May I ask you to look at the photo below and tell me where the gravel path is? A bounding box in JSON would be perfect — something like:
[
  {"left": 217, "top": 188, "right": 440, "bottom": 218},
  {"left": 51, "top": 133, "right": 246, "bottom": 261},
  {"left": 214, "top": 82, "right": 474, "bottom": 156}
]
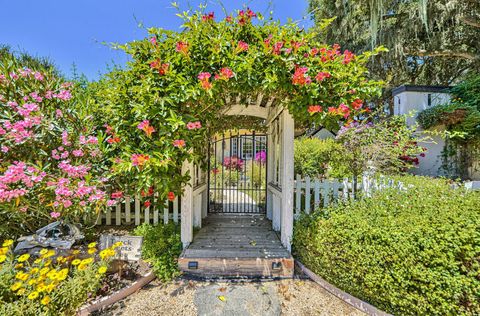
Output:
[{"left": 99, "top": 278, "right": 364, "bottom": 316}]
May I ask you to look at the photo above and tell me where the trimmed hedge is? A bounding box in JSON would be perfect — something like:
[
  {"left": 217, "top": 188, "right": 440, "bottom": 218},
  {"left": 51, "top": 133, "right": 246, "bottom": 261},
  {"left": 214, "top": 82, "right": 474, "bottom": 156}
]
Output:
[{"left": 293, "top": 176, "right": 480, "bottom": 315}]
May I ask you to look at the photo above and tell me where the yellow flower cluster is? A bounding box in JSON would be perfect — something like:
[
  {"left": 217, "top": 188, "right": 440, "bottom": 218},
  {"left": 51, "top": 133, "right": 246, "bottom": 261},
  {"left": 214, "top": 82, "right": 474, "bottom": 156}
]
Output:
[{"left": 1, "top": 238, "right": 119, "bottom": 308}]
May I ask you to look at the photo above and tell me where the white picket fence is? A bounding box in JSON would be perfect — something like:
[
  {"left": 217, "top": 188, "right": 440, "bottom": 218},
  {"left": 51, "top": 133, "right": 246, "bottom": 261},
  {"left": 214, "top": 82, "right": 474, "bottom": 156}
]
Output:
[
  {"left": 97, "top": 194, "right": 180, "bottom": 226},
  {"left": 98, "top": 174, "right": 404, "bottom": 226},
  {"left": 294, "top": 174, "right": 405, "bottom": 217}
]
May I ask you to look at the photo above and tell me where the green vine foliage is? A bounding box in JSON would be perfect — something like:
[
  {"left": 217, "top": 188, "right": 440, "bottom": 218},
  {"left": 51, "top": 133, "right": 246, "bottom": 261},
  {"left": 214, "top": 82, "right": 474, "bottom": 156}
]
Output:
[
  {"left": 92, "top": 8, "right": 385, "bottom": 199},
  {"left": 418, "top": 74, "right": 480, "bottom": 140}
]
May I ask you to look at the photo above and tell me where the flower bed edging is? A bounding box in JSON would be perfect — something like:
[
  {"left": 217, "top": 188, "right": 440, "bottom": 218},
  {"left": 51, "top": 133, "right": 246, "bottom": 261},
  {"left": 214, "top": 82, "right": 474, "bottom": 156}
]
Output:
[
  {"left": 295, "top": 260, "right": 392, "bottom": 316},
  {"left": 77, "top": 271, "right": 156, "bottom": 316}
]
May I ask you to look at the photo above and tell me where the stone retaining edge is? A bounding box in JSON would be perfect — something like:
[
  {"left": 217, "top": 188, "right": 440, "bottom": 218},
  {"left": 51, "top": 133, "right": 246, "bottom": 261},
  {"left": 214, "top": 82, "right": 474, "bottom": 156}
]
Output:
[{"left": 295, "top": 260, "right": 392, "bottom": 316}]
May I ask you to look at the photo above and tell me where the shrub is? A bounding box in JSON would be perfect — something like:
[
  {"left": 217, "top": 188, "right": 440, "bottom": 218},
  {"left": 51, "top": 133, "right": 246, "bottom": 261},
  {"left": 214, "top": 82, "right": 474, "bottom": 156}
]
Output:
[
  {"left": 293, "top": 175, "right": 480, "bottom": 315},
  {"left": 0, "top": 48, "right": 111, "bottom": 239},
  {"left": 294, "top": 137, "right": 349, "bottom": 178},
  {"left": 133, "top": 223, "right": 182, "bottom": 282},
  {"left": 0, "top": 240, "right": 119, "bottom": 316}
]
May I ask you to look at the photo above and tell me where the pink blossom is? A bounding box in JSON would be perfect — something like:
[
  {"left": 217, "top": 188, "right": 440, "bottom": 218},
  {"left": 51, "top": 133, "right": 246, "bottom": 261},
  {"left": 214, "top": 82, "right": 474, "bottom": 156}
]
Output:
[
  {"left": 44, "top": 91, "right": 54, "bottom": 99},
  {"left": 149, "top": 37, "right": 157, "bottom": 45},
  {"left": 111, "top": 191, "right": 123, "bottom": 199},
  {"left": 186, "top": 121, "right": 202, "bottom": 130},
  {"left": 131, "top": 154, "right": 150, "bottom": 166},
  {"left": 1, "top": 146, "right": 9, "bottom": 153},
  {"left": 56, "top": 109, "right": 63, "bottom": 118},
  {"left": 107, "top": 200, "right": 117, "bottom": 206},
  {"left": 55, "top": 90, "right": 72, "bottom": 101},
  {"left": 29, "top": 92, "right": 42, "bottom": 102},
  {"left": 237, "top": 41, "right": 249, "bottom": 52},
  {"left": 9, "top": 72, "right": 19, "bottom": 80},
  {"left": 173, "top": 139, "right": 186, "bottom": 148},
  {"left": 62, "top": 131, "right": 71, "bottom": 146},
  {"left": 72, "top": 149, "right": 84, "bottom": 157},
  {"left": 50, "top": 211, "right": 61, "bottom": 218},
  {"left": 7, "top": 101, "right": 18, "bottom": 108},
  {"left": 63, "top": 200, "right": 72, "bottom": 208},
  {"left": 197, "top": 72, "right": 211, "bottom": 81},
  {"left": 34, "top": 72, "right": 44, "bottom": 81},
  {"left": 214, "top": 68, "right": 234, "bottom": 81}
]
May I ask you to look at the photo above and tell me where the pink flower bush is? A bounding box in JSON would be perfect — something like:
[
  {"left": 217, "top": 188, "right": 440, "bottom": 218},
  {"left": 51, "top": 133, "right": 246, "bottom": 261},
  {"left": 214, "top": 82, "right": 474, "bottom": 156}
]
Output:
[{"left": 0, "top": 58, "right": 110, "bottom": 229}]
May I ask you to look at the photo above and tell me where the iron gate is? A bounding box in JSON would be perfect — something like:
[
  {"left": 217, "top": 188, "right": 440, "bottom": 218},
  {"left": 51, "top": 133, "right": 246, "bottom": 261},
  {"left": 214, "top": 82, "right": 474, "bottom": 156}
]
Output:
[{"left": 208, "top": 132, "right": 267, "bottom": 214}]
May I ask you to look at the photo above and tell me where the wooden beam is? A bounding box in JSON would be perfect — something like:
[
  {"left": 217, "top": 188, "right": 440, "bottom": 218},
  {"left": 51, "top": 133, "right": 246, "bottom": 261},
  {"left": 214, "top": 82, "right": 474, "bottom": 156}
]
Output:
[
  {"left": 222, "top": 104, "right": 269, "bottom": 119},
  {"left": 256, "top": 93, "right": 264, "bottom": 107}
]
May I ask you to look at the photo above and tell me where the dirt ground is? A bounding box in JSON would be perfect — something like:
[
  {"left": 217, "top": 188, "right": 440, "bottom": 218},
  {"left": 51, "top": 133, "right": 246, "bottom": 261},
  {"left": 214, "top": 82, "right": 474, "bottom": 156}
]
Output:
[{"left": 98, "top": 277, "right": 364, "bottom": 316}]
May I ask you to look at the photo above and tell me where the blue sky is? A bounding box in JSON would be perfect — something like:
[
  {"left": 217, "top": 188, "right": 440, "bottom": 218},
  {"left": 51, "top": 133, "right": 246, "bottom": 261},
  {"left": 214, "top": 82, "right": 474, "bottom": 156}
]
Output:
[{"left": 0, "top": 1, "right": 312, "bottom": 81}]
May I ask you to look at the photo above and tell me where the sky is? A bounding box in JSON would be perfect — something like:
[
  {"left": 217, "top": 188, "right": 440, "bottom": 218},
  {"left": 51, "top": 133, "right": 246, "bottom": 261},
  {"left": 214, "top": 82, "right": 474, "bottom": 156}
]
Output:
[{"left": 0, "top": 1, "right": 313, "bottom": 81}]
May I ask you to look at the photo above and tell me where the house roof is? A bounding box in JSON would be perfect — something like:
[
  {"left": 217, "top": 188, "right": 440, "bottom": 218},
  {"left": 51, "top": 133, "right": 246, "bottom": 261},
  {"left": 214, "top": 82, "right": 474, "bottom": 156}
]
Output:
[{"left": 392, "top": 85, "right": 452, "bottom": 96}]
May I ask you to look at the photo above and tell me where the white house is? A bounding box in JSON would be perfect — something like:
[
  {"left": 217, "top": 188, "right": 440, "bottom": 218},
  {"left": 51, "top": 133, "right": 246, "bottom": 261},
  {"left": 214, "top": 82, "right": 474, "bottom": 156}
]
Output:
[{"left": 392, "top": 85, "right": 479, "bottom": 180}]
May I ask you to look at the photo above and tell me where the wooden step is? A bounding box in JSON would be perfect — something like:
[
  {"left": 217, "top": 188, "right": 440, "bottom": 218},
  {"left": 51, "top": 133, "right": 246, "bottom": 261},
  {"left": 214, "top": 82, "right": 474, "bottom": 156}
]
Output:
[{"left": 178, "top": 256, "right": 294, "bottom": 278}]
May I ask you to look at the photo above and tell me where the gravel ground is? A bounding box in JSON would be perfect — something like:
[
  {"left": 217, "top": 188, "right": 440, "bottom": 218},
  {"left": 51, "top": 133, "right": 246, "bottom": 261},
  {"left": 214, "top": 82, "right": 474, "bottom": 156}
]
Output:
[{"left": 98, "top": 278, "right": 364, "bottom": 316}]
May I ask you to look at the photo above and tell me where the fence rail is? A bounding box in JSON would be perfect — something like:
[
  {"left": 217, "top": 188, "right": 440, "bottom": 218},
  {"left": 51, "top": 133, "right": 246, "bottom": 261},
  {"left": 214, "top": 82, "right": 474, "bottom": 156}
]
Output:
[{"left": 294, "top": 174, "right": 404, "bottom": 217}]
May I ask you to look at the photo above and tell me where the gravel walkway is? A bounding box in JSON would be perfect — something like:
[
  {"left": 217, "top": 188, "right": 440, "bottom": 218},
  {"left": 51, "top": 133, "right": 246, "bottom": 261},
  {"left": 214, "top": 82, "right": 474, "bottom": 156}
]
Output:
[{"left": 99, "top": 278, "right": 364, "bottom": 316}]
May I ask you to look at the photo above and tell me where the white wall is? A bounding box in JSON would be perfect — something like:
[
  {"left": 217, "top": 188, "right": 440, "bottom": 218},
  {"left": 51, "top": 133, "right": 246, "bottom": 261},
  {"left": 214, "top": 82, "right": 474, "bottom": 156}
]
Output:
[
  {"left": 394, "top": 91, "right": 451, "bottom": 126},
  {"left": 393, "top": 90, "right": 451, "bottom": 177}
]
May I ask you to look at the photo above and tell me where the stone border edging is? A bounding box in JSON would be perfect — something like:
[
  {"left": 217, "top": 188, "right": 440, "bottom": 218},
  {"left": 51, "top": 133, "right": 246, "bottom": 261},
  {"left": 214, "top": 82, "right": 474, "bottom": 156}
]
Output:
[
  {"left": 295, "top": 260, "right": 392, "bottom": 316},
  {"left": 77, "top": 271, "right": 156, "bottom": 316}
]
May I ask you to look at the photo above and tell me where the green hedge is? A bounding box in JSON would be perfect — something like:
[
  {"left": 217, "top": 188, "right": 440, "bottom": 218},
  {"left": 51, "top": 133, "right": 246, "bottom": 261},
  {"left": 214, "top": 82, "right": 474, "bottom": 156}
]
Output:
[
  {"left": 133, "top": 222, "right": 182, "bottom": 281},
  {"left": 293, "top": 176, "right": 480, "bottom": 315},
  {"left": 294, "top": 137, "right": 349, "bottom": 178}
]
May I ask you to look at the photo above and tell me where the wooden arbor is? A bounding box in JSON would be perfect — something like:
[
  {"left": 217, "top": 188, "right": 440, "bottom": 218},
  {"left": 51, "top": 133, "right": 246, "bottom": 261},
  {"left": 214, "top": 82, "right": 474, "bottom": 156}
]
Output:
[{"left": 180, "top": 93, "right": 295, "bottom": 252}]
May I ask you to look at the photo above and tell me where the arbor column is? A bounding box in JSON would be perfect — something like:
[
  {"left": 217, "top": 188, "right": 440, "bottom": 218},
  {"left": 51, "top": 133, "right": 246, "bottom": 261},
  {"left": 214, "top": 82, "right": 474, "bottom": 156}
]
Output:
[
  {"left": 266, "top": 123, "right": 274, "bottom": 220},
  {"left": 181, "top": 160, "right": 194, "bottom": 248},
  {"left": 280, "top": 110, "right": 294, "bottom": 251}
]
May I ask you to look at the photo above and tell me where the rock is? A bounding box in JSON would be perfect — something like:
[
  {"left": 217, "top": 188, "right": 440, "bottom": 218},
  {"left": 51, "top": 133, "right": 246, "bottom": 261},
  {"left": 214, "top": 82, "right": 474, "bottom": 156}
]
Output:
[{"left": 14, "top": 221, "right": 84, "bottom": 254}]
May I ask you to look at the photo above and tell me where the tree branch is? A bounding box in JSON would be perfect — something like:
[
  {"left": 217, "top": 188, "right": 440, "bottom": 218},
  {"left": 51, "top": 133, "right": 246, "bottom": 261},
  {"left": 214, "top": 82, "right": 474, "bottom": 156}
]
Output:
[
  {"left": 460, "top": 16, "right": 480, "bottom": 28},
  {"left": 406, "top": 49, "right": 479, "bottom": 61}
]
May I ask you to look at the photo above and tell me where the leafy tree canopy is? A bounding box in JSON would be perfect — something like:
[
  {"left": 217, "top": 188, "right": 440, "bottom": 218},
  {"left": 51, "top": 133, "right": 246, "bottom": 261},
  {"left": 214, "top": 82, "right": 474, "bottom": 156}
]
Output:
[{"left": 308, "top": 0, "right": 480, "bottom": 108}]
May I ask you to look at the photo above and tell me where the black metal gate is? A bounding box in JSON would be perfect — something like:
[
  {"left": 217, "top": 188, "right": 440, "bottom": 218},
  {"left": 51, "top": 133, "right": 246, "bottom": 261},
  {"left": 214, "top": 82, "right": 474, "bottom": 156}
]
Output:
[{"left": 208, "top": 132, "right": 267, "bottom": 214}]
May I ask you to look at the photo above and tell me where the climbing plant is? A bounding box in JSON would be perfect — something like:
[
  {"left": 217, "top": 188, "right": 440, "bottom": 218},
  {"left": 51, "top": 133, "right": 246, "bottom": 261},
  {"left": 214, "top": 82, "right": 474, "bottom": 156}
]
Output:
[{"left": 92, "top": 7, "right": 385, "bottom": 203}]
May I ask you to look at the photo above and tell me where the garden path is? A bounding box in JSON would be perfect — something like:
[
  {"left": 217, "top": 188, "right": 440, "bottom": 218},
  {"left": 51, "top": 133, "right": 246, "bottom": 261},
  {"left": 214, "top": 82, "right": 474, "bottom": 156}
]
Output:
[{"left": 98, "top": 278, "right": 364, "bottom": 316}]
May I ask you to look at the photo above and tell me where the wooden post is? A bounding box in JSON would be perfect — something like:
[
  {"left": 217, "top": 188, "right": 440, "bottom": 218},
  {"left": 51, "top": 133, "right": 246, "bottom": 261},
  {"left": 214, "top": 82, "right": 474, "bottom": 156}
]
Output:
[
  {"left": 266, "top": 123, "right": 275, "bottom": 220},
  {"left": 193, "top": 192, "right": 202, "bottom": 228},
  {"left": 181, "top": 160, "right": 194, "bottom": 248},
  {"left": 201, "top": 188, "right": 208, "bottom": 219},
  {"left": 280, "top": 110, "right": 294, "bottom": 251}
]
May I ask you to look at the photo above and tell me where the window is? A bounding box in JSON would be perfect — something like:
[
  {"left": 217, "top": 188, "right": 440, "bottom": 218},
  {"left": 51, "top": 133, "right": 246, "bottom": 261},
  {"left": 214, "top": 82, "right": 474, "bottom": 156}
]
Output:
[{"left": 427, "top": 94, "right": 432, "bottom": 107}]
